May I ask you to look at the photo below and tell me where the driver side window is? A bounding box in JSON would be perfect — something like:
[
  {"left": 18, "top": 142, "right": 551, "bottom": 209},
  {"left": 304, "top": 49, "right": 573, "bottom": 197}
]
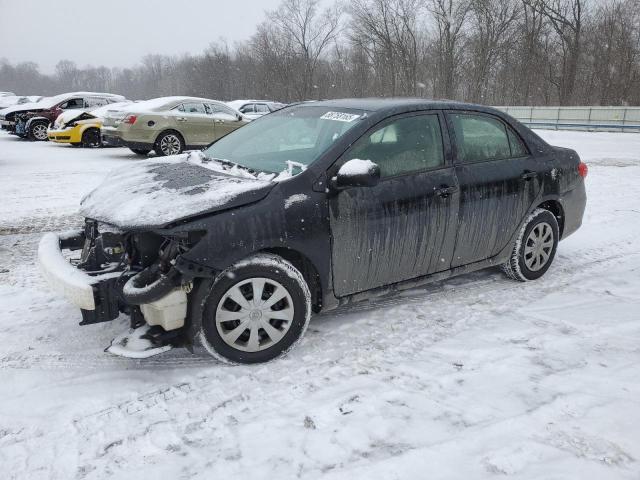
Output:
[
  {"left": 59, "top": 98, "right": 84, "bottom": 110},
  {"left": 344, "top": 114, "right": 445, "bottom": 178}
]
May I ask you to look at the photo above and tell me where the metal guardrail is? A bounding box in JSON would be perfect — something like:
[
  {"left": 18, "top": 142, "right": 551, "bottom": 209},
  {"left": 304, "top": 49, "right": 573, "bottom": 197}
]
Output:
[{"left": 495, "top": 106, "right": 640, "bottom": 132}]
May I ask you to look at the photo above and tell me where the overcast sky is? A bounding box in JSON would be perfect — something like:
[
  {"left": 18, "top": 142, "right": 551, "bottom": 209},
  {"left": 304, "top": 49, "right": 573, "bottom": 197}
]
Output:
[{"left": 0, "top": 0, "right": 283, "bottom": 73}]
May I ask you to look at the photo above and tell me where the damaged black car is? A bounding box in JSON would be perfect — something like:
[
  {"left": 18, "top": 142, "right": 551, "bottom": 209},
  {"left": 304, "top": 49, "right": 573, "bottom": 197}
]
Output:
[{"left": 38, "top": 99, "right": 587, "bottom": 364}]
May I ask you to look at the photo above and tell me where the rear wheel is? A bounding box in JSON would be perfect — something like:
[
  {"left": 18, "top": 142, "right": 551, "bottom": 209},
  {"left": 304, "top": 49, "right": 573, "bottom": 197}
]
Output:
[
  {"left": 199, "top": 254, "right": 312, "bottom": 364},
  {"left": 129, "top": 148, "right": 151, "bottom": 156},
  {"left": 28, "top": 120, "right": 49, "bottom": 141},
  {"left": 81, "top": 128, "right": 101, "bottom": 148},
  {"left": 154, "top": 131, "right": 184, "bottom": 156},
  {"left": 502, "top": 208, "right": 559, "bottom": 281}
]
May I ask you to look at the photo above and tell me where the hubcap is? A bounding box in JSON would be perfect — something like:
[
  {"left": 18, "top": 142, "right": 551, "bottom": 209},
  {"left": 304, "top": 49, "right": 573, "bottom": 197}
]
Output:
[
  {"left": 216, "top": 277, "right": 294, "bottom": 352},
  {"left": 524, "top": 221, "right": 554, "bottom": 271},
  {"left": 33, "top": 124, "right": 47, "bottom": 140},
  {"left": 160, "top": 134, "right": 181, "bottom": 155}
]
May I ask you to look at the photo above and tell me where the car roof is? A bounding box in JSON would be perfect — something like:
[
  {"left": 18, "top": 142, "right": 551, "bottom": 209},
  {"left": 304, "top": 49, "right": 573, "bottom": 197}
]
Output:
[{"left": 307, "top": 98, "right": 501, "bottom": 114}]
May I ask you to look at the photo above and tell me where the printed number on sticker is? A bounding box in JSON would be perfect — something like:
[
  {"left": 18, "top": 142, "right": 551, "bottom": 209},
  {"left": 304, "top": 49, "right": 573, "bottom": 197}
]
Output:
[{"left": 320, "top": 112, "right": 361, "bottom": 122}]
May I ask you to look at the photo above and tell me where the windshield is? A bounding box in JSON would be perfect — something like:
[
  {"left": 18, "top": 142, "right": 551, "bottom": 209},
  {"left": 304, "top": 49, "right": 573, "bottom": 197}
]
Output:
[{"left": 202, "top": 105, "right": 368, "bottom": 178}]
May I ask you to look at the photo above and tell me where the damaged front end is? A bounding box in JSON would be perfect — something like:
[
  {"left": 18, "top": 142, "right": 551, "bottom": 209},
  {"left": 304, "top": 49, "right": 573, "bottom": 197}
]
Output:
[{"left": 38, "top": 219, "right": 201, "bottom": 357}]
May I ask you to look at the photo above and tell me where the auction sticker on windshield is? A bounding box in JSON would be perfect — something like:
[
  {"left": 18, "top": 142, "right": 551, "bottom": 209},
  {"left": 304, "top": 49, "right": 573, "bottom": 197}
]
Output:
[{"left": 320, "top": 112, "right": 361, "bottom": 122}]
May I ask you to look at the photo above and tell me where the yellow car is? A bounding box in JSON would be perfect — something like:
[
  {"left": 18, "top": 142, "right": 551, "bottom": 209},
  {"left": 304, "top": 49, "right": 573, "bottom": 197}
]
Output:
[{"left": 48, "top": 101, "right": 131, "bottom": 147}]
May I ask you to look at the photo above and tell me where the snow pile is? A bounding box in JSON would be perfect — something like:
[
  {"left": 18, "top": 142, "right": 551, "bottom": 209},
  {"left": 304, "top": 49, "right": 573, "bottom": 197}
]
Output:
[{"left": 1, "top": 129, "right": 640, "bottom": 479}]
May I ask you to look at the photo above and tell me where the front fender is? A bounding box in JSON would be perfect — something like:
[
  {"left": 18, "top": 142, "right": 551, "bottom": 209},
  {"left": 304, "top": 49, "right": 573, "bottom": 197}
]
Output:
[{"left": 25, "top": 116, "right": 50, "bottom": 131}]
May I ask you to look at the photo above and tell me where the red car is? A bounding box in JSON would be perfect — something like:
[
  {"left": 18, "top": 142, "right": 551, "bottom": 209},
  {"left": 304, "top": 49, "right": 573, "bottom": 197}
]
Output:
[{"left": 0, "top": 92, "right": 125, "bottom": 140}]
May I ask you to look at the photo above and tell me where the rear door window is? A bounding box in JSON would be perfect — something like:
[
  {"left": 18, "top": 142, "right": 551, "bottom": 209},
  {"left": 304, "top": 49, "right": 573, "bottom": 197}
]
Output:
[
  {"left": 85, "top": 97, "right": 109, "bottom": 108},
  {"left": 182, "top": 103, "right": 207, "bottom": 115},
  {"left": 450, "top": 113, "right": 513, "bottom": 162}
]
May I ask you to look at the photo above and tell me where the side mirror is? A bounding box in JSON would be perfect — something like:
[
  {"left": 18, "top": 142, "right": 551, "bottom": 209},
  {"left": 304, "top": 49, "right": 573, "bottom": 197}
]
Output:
[{"left": 332, "top": 159, "right": 381, "bottom": 190}]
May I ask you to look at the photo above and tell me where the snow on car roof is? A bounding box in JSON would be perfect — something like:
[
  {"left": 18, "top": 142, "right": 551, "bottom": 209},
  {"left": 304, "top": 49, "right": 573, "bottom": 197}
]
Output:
[
  {"left": 120, "top": 96, "right": 228, "bottom": 113},
  {"left": 0, "top": 92, "right": 125, "bottom": 116}
]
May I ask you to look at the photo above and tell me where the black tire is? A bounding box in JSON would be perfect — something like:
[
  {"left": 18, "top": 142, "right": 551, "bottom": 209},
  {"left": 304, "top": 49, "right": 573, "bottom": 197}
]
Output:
[
  {"left": 28, "top": 120, "right": 49, "bottom": 141},
  {"left": 154, "top": 131, "right": 185, "bottom": 156},
  {"left": 130, "top": 148, "right": 151, "bottom": 156},
  {"left": 198, "top": 254, "right": 312, "bottom": 364},
  {"left": 81, "top": 128, "right": 101, "bottom": 148},
  {"left": 502, "top": 208, "right": 559, "bottom": 281}
]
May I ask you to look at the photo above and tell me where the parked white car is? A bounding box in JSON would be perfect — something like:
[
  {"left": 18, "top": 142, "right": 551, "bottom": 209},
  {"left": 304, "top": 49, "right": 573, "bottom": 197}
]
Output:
[{"left": 226, "top": 100, "right": 286, "bottom": 120}]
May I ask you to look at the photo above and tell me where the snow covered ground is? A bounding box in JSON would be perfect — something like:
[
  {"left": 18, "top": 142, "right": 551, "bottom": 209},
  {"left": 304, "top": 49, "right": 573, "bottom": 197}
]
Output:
[{"left": 0, "top": 130, "right": 639, "bottom": 479}]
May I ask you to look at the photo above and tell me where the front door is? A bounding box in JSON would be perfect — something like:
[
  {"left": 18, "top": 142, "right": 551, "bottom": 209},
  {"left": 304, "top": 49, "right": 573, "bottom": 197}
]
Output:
[
  {"left": 329, "top": 112, "right": 459, "bottom": 297},
  {"left": 176, "top": 102, "right": 213, "bottom": 145},
  {"left": 207, "top": 103, "right": 245, "bottom": 141},
  {"left": 446, "top": 111, "right": 542, "bottom": 267}
]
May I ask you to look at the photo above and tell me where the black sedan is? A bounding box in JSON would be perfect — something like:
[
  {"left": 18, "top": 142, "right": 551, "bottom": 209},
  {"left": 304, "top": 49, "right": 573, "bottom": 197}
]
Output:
[{"left": 38, "top": 98, "right": 587, "bottom": 364}]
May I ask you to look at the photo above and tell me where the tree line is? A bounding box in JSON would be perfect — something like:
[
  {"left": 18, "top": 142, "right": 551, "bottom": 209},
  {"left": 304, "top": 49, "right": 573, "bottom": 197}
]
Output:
[{"left": 1, "top": 0, "right": 639, "bottom": 106}]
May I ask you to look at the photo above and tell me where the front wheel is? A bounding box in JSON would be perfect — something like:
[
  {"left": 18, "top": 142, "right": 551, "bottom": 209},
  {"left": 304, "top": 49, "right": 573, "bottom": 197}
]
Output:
[
  {"left": 199, "top": 254, "right": 312, "bottom": 364},
  {"left": 28, "top": 120, "right": 49, "bottom": 141},
  {"left": 502, "top": 208, "right": 559, "bottom": 281},
  {"left": 154, "top": 131, "right": 184, "bottom": 156},
  {"left": 81, "top": 128, "right": 101, "bottom": 148}
]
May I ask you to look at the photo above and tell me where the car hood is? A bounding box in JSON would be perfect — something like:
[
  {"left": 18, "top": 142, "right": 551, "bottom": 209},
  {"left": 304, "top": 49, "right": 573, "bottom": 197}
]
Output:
[
  {"left": 0, "top": 101, "right": 46, "bottom": 117},
  {"left": 80, "top": 153, "right": 276, "bottom": 229}
]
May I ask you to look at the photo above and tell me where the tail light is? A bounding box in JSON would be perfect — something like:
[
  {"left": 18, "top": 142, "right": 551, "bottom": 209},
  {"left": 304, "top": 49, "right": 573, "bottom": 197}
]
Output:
[
  {"left": 123, "top": 114, "right": 137, "bottom": 125},
  {"left": 578, "top": 162, "right": 588, "bottom": 178}
]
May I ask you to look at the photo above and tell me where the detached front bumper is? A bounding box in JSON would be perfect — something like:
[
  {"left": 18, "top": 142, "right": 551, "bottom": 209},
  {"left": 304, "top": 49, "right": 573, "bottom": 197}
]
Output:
[{"left": 38, "top": 231, "right": 124, "bottom": 324}]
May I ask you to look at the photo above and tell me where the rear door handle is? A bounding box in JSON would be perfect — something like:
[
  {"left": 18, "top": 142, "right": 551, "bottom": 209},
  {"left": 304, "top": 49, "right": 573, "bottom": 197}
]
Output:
[
  {"left": 436, "top": 185, "right": 458, "bottom": 198},
  {"left": 521, "top": 171, "right": 537, "bottom": 180},
  {"left": 176, "top": 117, "right": 187, "bottom": 122}
]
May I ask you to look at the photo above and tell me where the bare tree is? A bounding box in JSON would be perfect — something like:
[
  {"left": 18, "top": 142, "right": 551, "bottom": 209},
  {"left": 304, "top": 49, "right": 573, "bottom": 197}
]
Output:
[
  {"left": 523, "top": 0, "right": 586, "bottom": 105},
  {"left": 267, "top": 0, "right": 342, "bottom": 99},
  {"left": 466, "top": 0, "right": 520, "bottom": 103},
  {"left": 428, "top": 0, "right": 472, "bottom": 99}
]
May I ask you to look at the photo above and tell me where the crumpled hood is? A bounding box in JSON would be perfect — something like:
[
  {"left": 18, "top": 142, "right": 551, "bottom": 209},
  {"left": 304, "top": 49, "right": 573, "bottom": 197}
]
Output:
[
  {"left": 80, "top": 154, "right": 275, "bottom": 229},
  {"left": 0, "top": 100, "right": 48, "bottom": 117}
]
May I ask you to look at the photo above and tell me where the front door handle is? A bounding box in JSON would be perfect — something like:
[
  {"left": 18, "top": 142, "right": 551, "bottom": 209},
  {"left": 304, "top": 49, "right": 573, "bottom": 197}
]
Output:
[
  {"left": 521, "top": 171, "right": 537, "bottom": 181},
  {"left": 436, "top": 185, "right": 458, "bottom": 198},
  {"left": 176, "top": 117, "right": 187, "bottom": 122}
]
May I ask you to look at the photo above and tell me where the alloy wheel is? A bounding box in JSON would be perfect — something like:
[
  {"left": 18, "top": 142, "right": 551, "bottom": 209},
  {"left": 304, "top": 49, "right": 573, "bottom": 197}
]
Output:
[
  {"left": 524, "top": 221, "right": 554, "bottom": 271},
  {"left": 32, "top": 124, "right": 48, "bottom": 140},
  {"left": 160, "top": 134, "right": 182, "bottom": 155},
  {"left": 215, "top": 277, "right": 295, "bottom": 352}
]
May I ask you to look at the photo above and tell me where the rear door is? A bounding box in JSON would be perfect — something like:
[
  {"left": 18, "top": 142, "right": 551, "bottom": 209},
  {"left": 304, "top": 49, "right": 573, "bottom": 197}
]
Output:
[
  {"left": 329, "top": 112, "right": 459, "bottom": 297},
  {"left": 446, "top": 111, "right": 542, "bottom": 267}
]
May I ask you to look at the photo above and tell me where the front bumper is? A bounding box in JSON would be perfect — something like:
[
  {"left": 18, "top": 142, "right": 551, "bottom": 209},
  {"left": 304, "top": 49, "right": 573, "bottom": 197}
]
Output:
[
  {"left": 0, "top": 119, "right": 13, "bottom": 127},
  {"left": 48, "top": 126, "right": 82, "bottom": 143},
  {"left": 38, "top": 231, "right": 124, "bottom": 323}
]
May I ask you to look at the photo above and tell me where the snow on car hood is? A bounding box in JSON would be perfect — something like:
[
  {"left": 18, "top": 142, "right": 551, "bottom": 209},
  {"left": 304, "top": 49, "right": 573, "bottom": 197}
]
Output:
[{"left": 80, "top": 153, "right": 275, "bottom": 229}]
